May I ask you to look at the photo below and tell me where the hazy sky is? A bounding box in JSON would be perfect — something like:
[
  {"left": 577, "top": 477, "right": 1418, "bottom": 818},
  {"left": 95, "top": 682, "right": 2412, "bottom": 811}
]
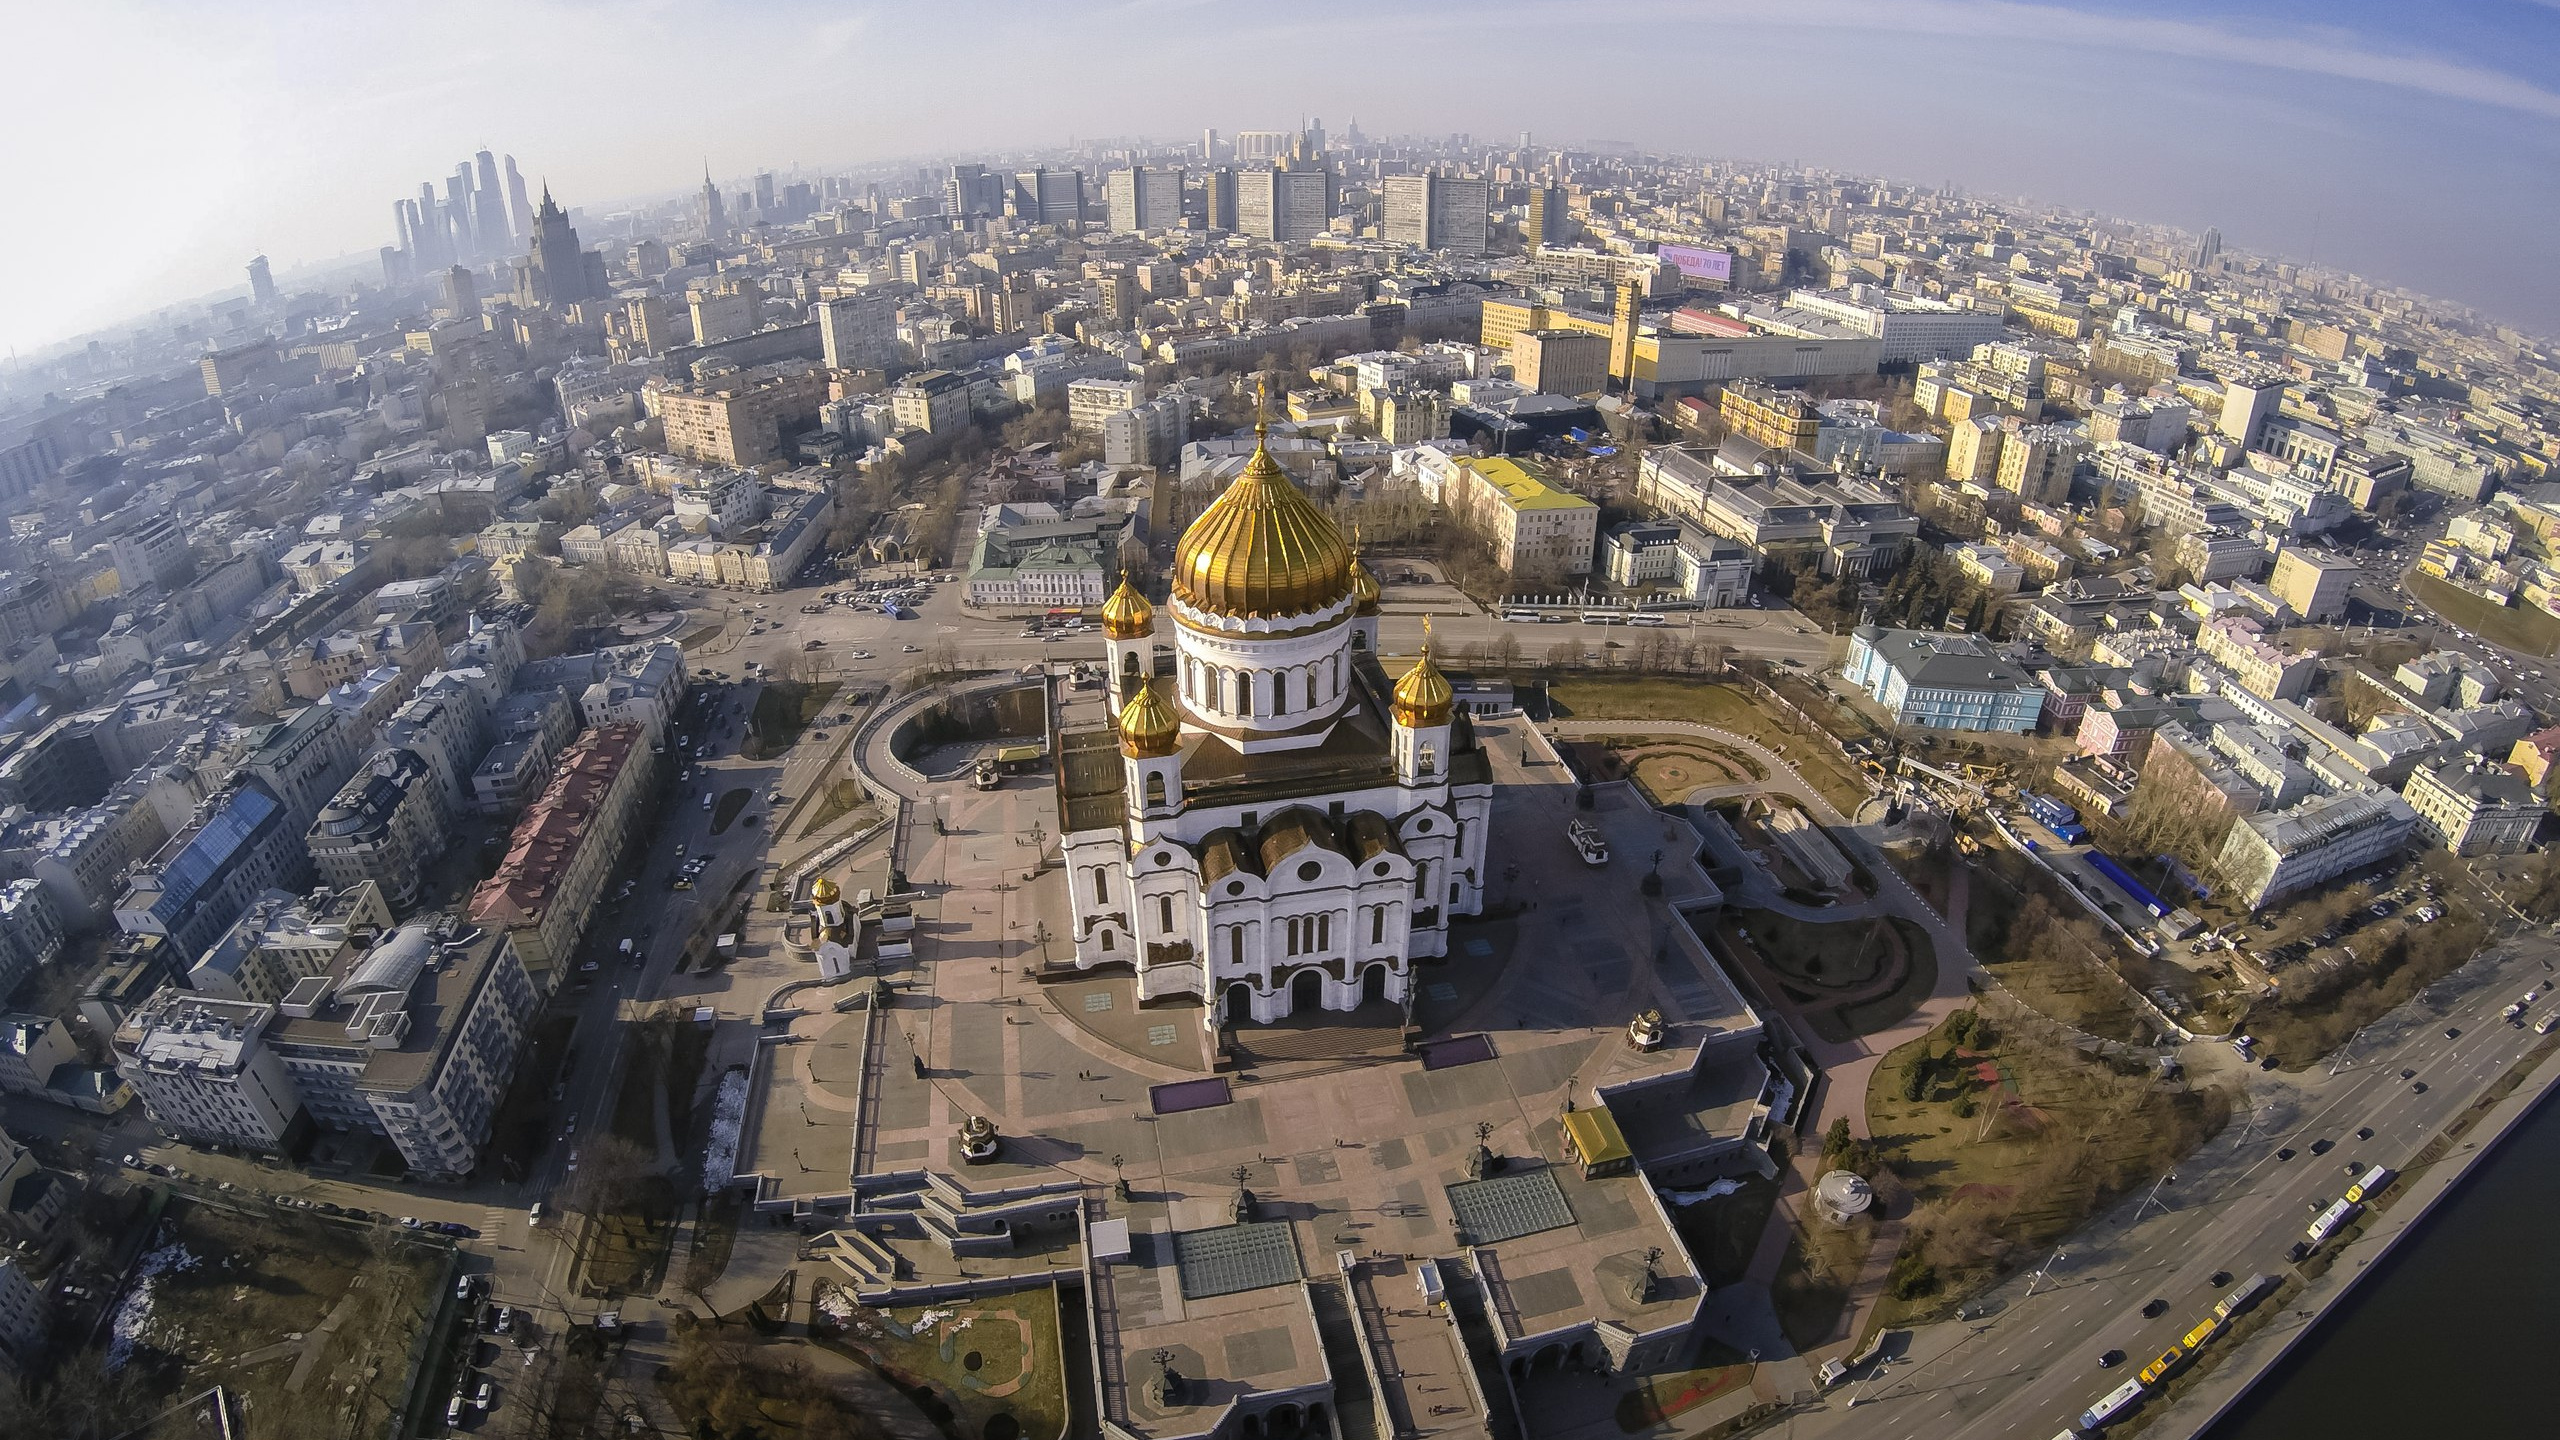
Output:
[{"left": 6, "top": 0, "right": 2559, "bottom": 356}]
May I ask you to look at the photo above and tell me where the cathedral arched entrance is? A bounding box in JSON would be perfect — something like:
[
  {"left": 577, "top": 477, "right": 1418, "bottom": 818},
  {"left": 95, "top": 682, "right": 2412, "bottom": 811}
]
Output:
[
  {"left": 1361, "top": 963, "right": 1390, "bottom": 1005},
  {"left": 1225, "top": 982, "right": 1255, "bottom": 1026},
  {"left": 1289, "top": 967, "right": 1324, "bottom": 1015}
]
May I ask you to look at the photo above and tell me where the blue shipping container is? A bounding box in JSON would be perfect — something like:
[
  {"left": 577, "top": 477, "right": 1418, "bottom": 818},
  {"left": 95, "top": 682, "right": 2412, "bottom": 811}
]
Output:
[{"left": 2085, "top": 851, "right": 2172, "bottom": 918}]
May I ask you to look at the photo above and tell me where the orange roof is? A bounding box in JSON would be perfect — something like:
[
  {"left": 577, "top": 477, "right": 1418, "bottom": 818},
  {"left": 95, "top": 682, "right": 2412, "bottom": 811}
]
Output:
[{"left": 469, "top": 724, "right": 642, "bottom": 927}]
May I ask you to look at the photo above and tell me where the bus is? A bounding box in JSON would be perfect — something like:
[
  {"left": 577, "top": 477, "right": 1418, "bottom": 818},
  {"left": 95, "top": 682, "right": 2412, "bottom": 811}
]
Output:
[
  {"left": 1502, "top": 608, "right": 1542, "bottom": 623},
  {"left": 2079, "top": 1377, "right": 2146, "bottom": 1431},
  {"left": 2306, "top": 1197, "right": 2362, "bottom": 1245},
  {"left": 2344, "top": 1164, "right": 2397, "bottom": 1204},
  {"left": 1581, "top": 609, "right": 1623, "bottom": 625},
  {"left": 1626, "top": 613, "right": 1669, "bottom": 627},
  {"left": 992, "top": 743, "right": 1045, "bottom": 774},
  {"left": 2214, "top": 1273, "right": 2278, "bottom": 1320},
  {"left": 2180, "top": 1315, "right": 2222, "bottom": 1351}
]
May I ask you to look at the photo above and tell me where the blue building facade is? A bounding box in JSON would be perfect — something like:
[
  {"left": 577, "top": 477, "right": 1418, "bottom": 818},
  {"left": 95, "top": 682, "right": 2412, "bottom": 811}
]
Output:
[{"left": 1845, "top": 626, "right": 2044, "bottom": 733}]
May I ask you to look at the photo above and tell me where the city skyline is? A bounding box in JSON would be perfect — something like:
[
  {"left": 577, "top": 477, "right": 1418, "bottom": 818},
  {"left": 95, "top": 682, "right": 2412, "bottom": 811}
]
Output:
[{"left": 5, "top": 0, "right": 2560, "bottom": 358}]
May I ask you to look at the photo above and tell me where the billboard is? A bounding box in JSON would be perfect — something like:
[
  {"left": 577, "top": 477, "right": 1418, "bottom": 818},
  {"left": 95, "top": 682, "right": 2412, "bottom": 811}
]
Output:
[{"left": 1657, "top": 245, "right": 1733, "bottom": 283}]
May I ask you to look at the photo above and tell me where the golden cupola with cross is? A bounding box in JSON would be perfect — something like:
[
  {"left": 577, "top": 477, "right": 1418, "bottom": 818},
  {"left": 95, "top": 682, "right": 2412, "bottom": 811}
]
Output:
[{"left": 1172, "top": 414, "right": 1354, "bottom": 622}]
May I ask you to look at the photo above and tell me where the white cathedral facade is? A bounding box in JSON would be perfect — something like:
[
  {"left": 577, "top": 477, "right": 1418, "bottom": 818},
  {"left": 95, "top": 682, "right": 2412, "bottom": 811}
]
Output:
[{"left": 1056, "top": 422, "right": 1493, "bottom": 1026}]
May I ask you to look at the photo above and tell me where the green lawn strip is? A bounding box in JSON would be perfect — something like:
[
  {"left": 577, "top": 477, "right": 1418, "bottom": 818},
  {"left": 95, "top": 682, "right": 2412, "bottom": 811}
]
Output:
[
  {"left": 798, "top": 778, "right": 875, "bottom": 840},
  {"left": 1554, "top": 679, "right": 1869, "bottom": 812},
  {"left": 1858, "top": 1009, "right": 2226, "bottom": 1327},
  {"left": 709, "top": 787, "right": 752, "bottom": 834},
  {"left": 818, "top": 1284, "right": 1070, "bottom": 1440},
  {"left": 743, "top": 679, "right": 842, "bottom": 760},
  {"left": 2405, "top": 569, "right": 2560, "bottom": 656}
]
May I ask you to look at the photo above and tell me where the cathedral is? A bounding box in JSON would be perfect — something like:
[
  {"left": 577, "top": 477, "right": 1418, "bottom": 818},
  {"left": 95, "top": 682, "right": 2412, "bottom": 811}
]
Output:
[{"left": 1056, "top": 416, "right": 1494, "bottom": 1026}]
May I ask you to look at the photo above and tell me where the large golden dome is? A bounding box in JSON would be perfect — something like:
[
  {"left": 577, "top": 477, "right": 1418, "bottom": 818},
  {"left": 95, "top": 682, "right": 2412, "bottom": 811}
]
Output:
[
  {"left": 1101, "top": 575, "right": 1154, "bottom": 639},
  {"left": 1393, "top": 624, "right": 1453, "bottom": 728},
  {"left": 1172, "top": 419, "right": 1353, "bottom": 619},
  {"left": 1117, "top": 681, "right": 1182, "bottom": 758}
]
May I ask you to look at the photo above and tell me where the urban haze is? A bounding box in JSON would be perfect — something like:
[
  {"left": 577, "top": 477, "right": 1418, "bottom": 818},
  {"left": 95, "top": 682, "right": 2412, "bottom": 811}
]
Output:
[{"left": 0, "top": 5, "right": 2554, "bottom": 1440}]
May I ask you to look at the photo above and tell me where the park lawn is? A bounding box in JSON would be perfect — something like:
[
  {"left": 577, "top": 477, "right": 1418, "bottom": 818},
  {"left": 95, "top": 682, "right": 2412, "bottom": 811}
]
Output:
[
  {"left": 1551, "top": 678, "right": 1870, "bottom": 813},
  {"left": 123, "top": 1199, "right": 444, "bottom": 1436},
  {"left": 798, "top": 778, "right": 877, "bottom": 840},
  {"left": 744, "top": 679, "right": 841, "bottom": 760},
  {"left": 1590, "top": 734, "right": 1768, "bottom": 806},
  {"left": 1769, "top": 1218, "right": 1867, "bottom": 1353},
  {"left": 577, "top": 1176, "right": 680, "bottom": 1297},
  {"left": 828, "top": 1286, "right": 1070, "bottom": 1440},
  {"left": 1860, "top": 1008, "right": 2227, "bottom": 1327},
  {"left": 1669, "top": 1173, "right": 1780, "bottom": 1289},
  {"left": 1964, "top": 841, "right": 2149, "bottom": 1042},
  {"left": 2405, "top": 569, "right": 2560, "bottom": 657},
  {"left": 709, "top": 786, "right": 753, "bottom": 834}
]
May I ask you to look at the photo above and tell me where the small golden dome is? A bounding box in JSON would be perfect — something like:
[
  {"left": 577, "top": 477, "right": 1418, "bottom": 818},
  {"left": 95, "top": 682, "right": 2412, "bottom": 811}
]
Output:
[
  {"left": 1349, "top": 555, "right": 1381, "bottom": 616},
  {"left": 1172, "top": 415, "right": 1353, "bottom": 619},
  {"left": 811, "top": 876, "right": 841, "bottom": 906},
  {"left": 1393, "top": 624, "right": 1453, "bottom": 728},
  {"left": 1101, "top": 575, "right": 1154, "bottom": 639},
  {"left": 1117, "top": 681, "right": 1182, "bottom": 758}
]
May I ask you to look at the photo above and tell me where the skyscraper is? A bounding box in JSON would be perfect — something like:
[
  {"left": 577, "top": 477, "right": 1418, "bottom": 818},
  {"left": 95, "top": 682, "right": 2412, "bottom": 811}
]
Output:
[
  {"left": 1382, "top": 171, "right": 1487, "bottom": 254},
  {"left": 246, "top": 255, "right": 276, "bottom": 306},
  {"left": 474, "top": 149, "right": 510, "bottom": 254},
  {"left": 1201, "top": 128, "right": 1218, "bottom": 162},
  {"left": 516, "top": 186, "right": 597, "bottom": 307},
  {"left": 1237, "top": 166, "right": 1327, "bottom": 243},
  {"left": 754, "top": 171, "right": 776, "bottom": 216},
  {"left": 1010, "top": 168, "right": 1085, "bottom": 229},
  {"left": 1106, "top": 167, "right": 1182, "bottom": 234},
  {"left": 699, "top": 165, "right": 727, "bottom": 239},
  {"left": 504, "top": 155, "right": 534, "bottom": 242},
  {"left": 1205, "top": 167, "right": 1238, "bottom": 232},
  {"left": 945, "top": 164, "right": 1003, "bottom": 220}
]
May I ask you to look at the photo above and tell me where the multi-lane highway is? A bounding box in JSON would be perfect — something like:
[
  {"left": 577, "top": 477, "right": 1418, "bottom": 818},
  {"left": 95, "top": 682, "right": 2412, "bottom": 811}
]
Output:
[{"left": 1784, "top": 927, "right": 2560, "bottom": 1440}]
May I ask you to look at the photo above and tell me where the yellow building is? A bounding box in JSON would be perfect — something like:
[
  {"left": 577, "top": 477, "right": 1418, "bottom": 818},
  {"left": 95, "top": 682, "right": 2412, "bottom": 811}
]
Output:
[
  {"left": 1451, "top": 457, "right": 1598, "bottom": 578},
  {"left": 1718, "top": 381, "right": 1821, "bottom": 453},
  {"left": 1510, "top": 329, "right": 1610, "bottom": 398},
  {"left": 1947, "top": 415, "right": 2005, "bottom": 484},
  {"left": 650, "top": 363, "right": 829, "bottom": 468},
  {"left": 1480, "top": 297, "right": 1613, "bottom": 355}
]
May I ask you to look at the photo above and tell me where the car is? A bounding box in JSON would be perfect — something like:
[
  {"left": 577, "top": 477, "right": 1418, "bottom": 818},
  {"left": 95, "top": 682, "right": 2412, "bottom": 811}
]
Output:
[
  {"left": 2402, "top": 1067, "right": 2418, "bottom": 1079},
  {"left": 2097, "top": 1349, "right": 2123, "bottom": 1369},
  {"left": 400, "top": 1216, "right": 421, "bottom": 1228},
  {"left": 901, "top": 643, "right": 921, "bottom": 653},
  {"left": 475, "top": 1381, "right": 494, "bottom": 1411},
  {"left": 2141, "top": 1298, "right": 2168, "bottom": 1318},
  {"left": 2259, "top": 1055, "right": 2280, "bottom": 1070},
  {"left": 2355, "top": 1126, "right": 2374, "bottom": 1140},
  {"left": 2309, "top": 1138, "right": 2334, "bottom": 1155},
  {"left": 579, "top": 960, "right": 599, "bottom": 973},
  {"left": 2210, "top": 1270, "right": 2232, "bottom": 1287},
  {"left": 2412, "top": 1081, "right": 2429, "bottom": 1094},
  {"left": 2445, "top": 1027, "right": 2461, "bottom": 1040},
  {"left": 2286, "top": 1241, "right": 2312, "bottom": 1263},
  {"left": 448, "top": 1395, "right": 467, "bottom": 1427},
  {"left": 566, "top": 1147, "right": 580, "bottom": 1171}
]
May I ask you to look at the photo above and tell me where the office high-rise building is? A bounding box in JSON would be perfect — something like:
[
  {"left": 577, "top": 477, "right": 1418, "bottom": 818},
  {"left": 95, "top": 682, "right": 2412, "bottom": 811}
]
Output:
[
  {"left": 754, "top": 171, "right": 776, "bottom": 215},
  {"left": 816, "top": 293, "right": 900, "bottom": 372},
  {"left": 1528, "top": 184, "right": 1570, "bottom": 252},
  {"left": 699, "top": 166, "right": 727, "bottom": 239},
  {"left": 1202, "top": 128, "right": 1218, "bottom": 162},
  {"left": 474, "top": 149, "right": 510, "bottom": 254},
  {"left": 1205, "top": 167, "right": 1239, "bottom": 232},
  {"left": 504, "top": 156, "right": 534, "bottom": 241},
  {"left": 2220, "top": 375, "right": 2284, "bottom": 449},
  {"left": 517, "top": 186, "right": 597, "bottom": 307},
  {"left": 246, "top": 255, "right": 276, "bottom": 306},
  {"left": 1106, "top": 167, "right": 1182, "bottom": 234},
  {"left": 440, "top": 265, "right": 480, "bottom": 322},
  {"left": 1237, "top": 167, "right": 1328, "bottom": 243},
  {"left": 1382, "top": 171, "right": 1487, "bottom": 254},
  {"left": 447, "top": 168, "right": 478, "bottom": 260},
  {"left": 946, "top": 163, "right": 1004, "bottom": 219},
  {"left": 1011, "top": 168, "right": 1086, "bottom": 229}
]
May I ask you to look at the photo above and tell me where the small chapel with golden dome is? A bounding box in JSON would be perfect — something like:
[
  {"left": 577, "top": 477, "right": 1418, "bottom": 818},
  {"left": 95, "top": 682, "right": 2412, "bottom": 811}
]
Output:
[{"left": 1056, "top": 414, "right": 1494, "bottom": 1025}]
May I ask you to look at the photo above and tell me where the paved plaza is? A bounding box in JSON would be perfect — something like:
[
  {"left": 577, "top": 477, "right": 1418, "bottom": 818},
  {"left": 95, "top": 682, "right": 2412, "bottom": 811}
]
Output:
[{"left": 720, "top": 688, "right": 1809, "bottom": 1438}]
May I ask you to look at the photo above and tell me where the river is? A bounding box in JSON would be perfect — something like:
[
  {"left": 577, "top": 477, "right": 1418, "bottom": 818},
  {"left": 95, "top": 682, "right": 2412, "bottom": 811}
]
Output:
[{"left": 2207, "top": 1080, "right": 2560, "bottom": 1437}]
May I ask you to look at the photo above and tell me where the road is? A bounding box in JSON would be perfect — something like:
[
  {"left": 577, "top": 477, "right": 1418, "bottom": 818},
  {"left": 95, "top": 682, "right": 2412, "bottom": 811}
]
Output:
[{"left": 1779, "top": 926, "right": 2560, "bottom": 1440}]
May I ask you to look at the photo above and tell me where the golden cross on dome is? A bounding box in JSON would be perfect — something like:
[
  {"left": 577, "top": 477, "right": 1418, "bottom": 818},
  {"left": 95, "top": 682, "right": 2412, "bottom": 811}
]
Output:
[{"left": 1254, "top": 377, "right": 1269, "bottom": 439}]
